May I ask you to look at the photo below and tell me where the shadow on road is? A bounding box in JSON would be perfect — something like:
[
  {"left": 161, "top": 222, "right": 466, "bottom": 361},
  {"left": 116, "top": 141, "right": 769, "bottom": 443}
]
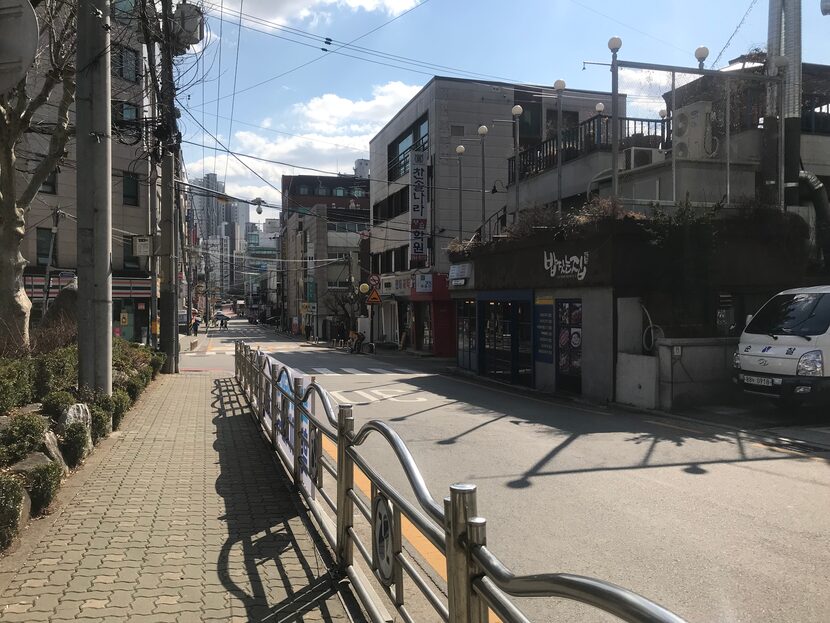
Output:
[{"left": 209, "top": 377, "right": 356, "bottom": 622}]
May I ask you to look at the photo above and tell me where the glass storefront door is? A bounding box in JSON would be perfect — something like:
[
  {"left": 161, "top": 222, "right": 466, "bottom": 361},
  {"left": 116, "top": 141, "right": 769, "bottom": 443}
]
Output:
[{"left": 480, "top": 299, "right": 533, "bottom": 387}]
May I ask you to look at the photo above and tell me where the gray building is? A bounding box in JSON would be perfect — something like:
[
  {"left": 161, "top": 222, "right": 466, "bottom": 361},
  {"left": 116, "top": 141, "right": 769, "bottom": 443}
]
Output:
[{"left": 368, "top": 76, "right": 618, "bottom": 355}]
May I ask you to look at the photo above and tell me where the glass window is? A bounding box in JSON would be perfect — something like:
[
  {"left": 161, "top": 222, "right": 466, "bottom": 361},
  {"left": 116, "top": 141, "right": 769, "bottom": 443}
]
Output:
[
  {"left": 298, "top": 185, "right": 309, "bottom": 195},
  {"left": 746, "top": 293, "right": 830, "bottom": 337},
  {"left": 316, "top": 185, "right": 329, "bottom": 196},
  {"left": 123, "top": 171, "right": 139, "bottom": 206},
  {"left": 123, "top": 238, "right": 139, "bottom": 270},
  {"left": 40, "top": 170, "right": 57, "bottom": 194},
  {"left": 113, "top": 45, "right": 140, "bottom": 82},
  {"left": 352, "top": 187, "right": 365, "bottom": 198},
  {"left": 334, "top": 187, "right": 345, "bottom": 197},
  {"left": 112, "top": 0, "right": 135, "bottom": 22},
  {"left": 37, "top": 227, "right": 57, "bottom": 267}
]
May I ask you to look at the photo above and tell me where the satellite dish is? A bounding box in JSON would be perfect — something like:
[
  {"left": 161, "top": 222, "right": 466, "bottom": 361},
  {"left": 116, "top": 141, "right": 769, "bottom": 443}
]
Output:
[{"left": 0, "top": 0, "right": 39, "bottom": 95}]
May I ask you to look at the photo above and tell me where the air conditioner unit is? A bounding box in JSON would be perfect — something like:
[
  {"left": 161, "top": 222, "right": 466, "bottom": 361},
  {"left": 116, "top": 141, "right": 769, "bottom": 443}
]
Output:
[
  {"left": 623, "top": 147, "right": 663, "bottom": 170},
  {"left": 672, "top": 101, "right": 716, "bottom": 160}
]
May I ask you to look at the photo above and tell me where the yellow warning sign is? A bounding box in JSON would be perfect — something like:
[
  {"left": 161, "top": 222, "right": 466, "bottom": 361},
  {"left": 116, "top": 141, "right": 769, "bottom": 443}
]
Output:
[{"left": 366, "top": 288, "right": 382, "bottom": 304}]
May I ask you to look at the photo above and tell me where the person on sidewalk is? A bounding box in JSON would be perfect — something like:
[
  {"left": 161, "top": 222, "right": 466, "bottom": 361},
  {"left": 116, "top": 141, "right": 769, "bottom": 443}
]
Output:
[
  {"left": 350, "top": 331, "right": 365, "bottom": 354},
  {"left": 191, "top": 317, "right": 201, "bottom": 336}
]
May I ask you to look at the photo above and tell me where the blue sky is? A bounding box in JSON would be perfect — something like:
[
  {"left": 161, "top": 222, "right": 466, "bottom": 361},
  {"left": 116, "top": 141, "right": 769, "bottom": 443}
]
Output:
[{"left": 178, "top": 0, "right": 830, "bottom": 222}]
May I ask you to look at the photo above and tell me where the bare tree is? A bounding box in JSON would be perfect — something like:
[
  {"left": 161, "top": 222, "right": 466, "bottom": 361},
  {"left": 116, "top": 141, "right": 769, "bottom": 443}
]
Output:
[
  {"left": 0, "top": 0, "right": 76, "bottom": 352},
  {"left": 321, "top": 288, "right": 363, "bottom": 332}
]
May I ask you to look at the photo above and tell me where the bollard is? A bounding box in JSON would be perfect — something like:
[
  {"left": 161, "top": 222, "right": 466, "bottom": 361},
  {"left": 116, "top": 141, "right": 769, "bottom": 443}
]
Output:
[
  {"left": 467, "top": 516, "right": 489, "bottom": 623},
  {"left": 445, "top": 483, "right": 477, "bottom": 623},
  {"left": 335, "top": 404, "right": 354, "bottom": 567},
  {"left": 292, "top": 377, "right": 304, "bottom": 485}
]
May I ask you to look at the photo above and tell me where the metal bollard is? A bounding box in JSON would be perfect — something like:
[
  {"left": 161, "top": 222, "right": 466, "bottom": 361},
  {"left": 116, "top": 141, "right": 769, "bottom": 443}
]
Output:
[
  {"left": 292, "top": 377, "right": 304, "bottom": 485},
  {"left": 445, "top": 483, "right": 477, "bottom": 623},
  {"left": 335, "top": 404, "right": 354, "bottom": 567},
  {"left": 467, "top": 516, "right": 489, "bottom": 623}
]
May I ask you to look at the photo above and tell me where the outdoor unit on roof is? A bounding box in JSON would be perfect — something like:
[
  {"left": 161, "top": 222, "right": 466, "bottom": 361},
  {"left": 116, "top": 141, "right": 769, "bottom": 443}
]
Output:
[
  {"left": 623, "top": 147, "right": 663, "bottom": 170},
  {"left": 672, "top": 101, "right": 718, "bottom": 160}
]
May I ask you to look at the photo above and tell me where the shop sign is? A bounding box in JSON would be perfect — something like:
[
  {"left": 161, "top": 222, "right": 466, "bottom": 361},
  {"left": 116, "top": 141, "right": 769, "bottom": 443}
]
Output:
[
  {"left": 450, "top": 278, "right": 466, "bottom": 286},
  {"left": 543, "top": 250, "right": 589, "bottom": 282},
  {"left": 133, "top": 235, "right": 151, "bottom": 256},
  {"left": 409, "top": 151, "right": 429, "bottom": 264},
  {"left": 381, "top": 274, "right": 412, "bottom": 297},
  {"left": 120, "top": 312, "right": 129, "bottom": 326},
  {"left": 449, "top": 263, "right": 471, "bottom": 279},
  {"left": 533, "top": 296, "right": 554, "bottom": 363},
  {"left": 415, "top": 273, "right": 432, "bottom": 293}
]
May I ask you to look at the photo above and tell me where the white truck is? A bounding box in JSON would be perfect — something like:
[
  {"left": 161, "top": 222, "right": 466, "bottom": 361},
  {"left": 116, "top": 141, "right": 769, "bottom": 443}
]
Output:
[{"left": 734, "top": 286, "right": 830, "bottom": 406}]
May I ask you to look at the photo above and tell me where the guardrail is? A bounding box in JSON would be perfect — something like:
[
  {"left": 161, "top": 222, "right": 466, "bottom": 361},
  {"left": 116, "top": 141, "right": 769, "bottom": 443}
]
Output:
[{"left": 234, "top": 341, "right": 688, "bottom": 623}]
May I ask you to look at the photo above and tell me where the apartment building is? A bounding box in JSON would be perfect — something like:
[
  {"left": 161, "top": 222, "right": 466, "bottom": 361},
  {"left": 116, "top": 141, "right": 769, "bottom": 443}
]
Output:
[
  {"left": 21, "top": 4, "right": 155, "bottom": 343},
  {"left": 280, "top": 166, "right": 370, "bottom": 336}
]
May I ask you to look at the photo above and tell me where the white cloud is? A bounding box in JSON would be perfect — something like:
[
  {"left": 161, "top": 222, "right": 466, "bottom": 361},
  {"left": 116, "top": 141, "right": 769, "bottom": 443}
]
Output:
[
  {"left": 261, "top": 117, "right": 273, "bottom": 128},
  {"left": 218, "top": 0, "right": 420, "bottom": 25},
  {"left": 185, "top": 80, "right": 423, "bottom": 208}
]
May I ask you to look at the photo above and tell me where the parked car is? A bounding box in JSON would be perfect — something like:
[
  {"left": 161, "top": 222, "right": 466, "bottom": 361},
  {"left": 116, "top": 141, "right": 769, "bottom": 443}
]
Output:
[{"left": 734, "top": 286, "right": 830, "bottom": 407}]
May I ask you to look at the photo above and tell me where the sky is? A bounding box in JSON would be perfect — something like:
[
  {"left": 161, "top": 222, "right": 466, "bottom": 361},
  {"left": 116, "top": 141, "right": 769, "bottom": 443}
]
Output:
[{"left": 177, "top": 0, "right": 830, "bottom": 224}]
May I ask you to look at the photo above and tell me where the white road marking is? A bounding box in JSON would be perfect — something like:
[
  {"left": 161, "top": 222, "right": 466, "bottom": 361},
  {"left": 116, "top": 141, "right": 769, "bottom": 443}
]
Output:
[
  {"left": 354, "top": 390, "right": 379, "bottom": 402},
  {"left": 395, "top": 368, "right": 419, "bottom": 374},
  {"left": 372, "top": 388, "right": 428, "bottom": 402},
  {"left": 368, "top": 368, "right": 393, "bottom": 374},
  {"left": 312, "top": 368, "right": 339, "bottom": 376},
  {"left": 341, "top": 368, "right": 365, "bottom": 375}
]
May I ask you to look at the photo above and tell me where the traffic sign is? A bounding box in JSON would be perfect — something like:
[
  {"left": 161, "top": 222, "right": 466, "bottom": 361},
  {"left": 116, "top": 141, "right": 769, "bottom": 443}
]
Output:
[
  {"left": 368, "top": 273, "right": 381, "bottom": 288},
  {"left": 366, "top": 288, "right": 382, "bottom": 305}
]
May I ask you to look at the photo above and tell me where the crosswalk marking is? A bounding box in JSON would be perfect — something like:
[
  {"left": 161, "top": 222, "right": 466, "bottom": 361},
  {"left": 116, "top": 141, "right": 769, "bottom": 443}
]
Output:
[
  {"left": 312, "top": 368, "right": 339, "bottom": 376},
  {"left": 341, "top": 368, "right": 364, "bottom": 375},
  {"left": 395, "top": 368, "right": 419, "bottom": 374},
  {"left": 368, "top": 368, "right": 394, "bottom": 374}
]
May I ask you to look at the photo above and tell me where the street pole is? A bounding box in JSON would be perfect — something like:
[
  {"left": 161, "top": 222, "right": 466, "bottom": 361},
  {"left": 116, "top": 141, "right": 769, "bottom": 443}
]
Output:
[
  {"left": 609, "top": 37, "right": 622, "bottom": 198},
  {"left": 456, "top": 144, "right": 465, "bottom": 241},
  {"left": 159, "top": 0, "right": 178, "bottom": 373},
  {"left": 141, "top": 0, "right": 159, "bottom": 349},
  {"left": 554, "top": 80, "right": 566, "bottom": 218},
  {"left": 512, "top": 107, "right": 522, "bottom": 221},
  {"left": 477, "top": 125, "right": 488, "bottom": 229},
  {"left": 76, "top": 0, "right": 112, "bottom": 394}
]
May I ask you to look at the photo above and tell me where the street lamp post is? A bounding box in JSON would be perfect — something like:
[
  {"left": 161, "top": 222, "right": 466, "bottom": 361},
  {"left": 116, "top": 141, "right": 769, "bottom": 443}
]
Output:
[
  {"left": 455, "top": 144, "right": 465, "bottom": 241},
  {"left": 477, "top": 124, "right": 488, "bottom": 228},
  {"left": 554, "top": 79, "right": 566, "bottom": 218},
  {"left": 609, "top": 36, "right": 622, "bottom": 197},
  {"left": 511, "top": 105, "right": 523, "bottom": 221}
]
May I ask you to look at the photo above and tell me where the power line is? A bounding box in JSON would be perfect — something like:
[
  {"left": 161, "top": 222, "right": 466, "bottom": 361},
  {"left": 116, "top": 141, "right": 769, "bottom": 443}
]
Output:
[
  {"left": 711, "top": 0, "right": 761, "bottom": 68},
  {"left": 223, "top": 0, "right": 245, "bottom": 182},
  {"left": 196, "top": 0, "right": 432, "bottom": 107}
]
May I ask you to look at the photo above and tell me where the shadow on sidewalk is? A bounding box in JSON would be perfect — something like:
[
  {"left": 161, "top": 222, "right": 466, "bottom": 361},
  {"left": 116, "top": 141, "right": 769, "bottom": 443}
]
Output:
[{"left": 210, "top": 377, "right": 352, "bottom": 622}]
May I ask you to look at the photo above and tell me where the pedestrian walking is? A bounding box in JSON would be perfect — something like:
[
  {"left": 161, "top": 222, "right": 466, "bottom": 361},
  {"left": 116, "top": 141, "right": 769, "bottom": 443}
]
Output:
[{"left": 191, "top": 317, "right": 201, "bottom": 336}]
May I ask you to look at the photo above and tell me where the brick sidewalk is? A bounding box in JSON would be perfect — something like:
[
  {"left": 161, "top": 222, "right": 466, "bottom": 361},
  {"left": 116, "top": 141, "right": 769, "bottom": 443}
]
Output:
[{"left": 0, "top": 372, "right": 355, "bottom": 622}]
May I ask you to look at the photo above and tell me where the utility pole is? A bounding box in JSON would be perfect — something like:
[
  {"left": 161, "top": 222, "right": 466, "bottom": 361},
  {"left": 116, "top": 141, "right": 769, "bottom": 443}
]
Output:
[
  {"left": 76, "top": 0, "right": 113, "bottom": 393},
  {"left": 159, "top": 0, "right": 178, "bottom": 373}
]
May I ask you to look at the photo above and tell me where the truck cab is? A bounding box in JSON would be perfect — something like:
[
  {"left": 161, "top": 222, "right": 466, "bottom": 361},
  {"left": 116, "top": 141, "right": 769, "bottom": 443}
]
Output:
[{"left": 734, "top": 286, "right": 830, "bottom": 405}]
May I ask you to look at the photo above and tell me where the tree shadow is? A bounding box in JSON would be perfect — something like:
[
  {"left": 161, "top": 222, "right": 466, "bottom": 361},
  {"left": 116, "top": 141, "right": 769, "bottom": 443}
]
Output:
[{"left": 210, "top": 378, "right": 361, "bottom": 622}]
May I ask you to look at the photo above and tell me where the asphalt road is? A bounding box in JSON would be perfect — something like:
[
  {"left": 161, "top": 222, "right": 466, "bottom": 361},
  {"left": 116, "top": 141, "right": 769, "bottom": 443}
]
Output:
[{"left": 184, "top": 319, "right": 830, "bottom": 623}]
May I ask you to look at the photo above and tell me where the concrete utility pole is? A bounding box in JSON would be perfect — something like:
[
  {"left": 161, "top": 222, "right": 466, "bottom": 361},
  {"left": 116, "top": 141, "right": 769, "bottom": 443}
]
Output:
[
  {"left": 159, "top": 0, "right": 179, "bottom": 373},
  {"left": 76, "top": 0, "right": 113, "bottom": 393}
]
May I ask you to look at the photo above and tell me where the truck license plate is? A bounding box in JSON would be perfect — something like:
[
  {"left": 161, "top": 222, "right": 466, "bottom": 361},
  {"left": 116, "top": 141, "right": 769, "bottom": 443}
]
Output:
[{"left": 744, "top": 375, "right": 773, "bottom": 387}]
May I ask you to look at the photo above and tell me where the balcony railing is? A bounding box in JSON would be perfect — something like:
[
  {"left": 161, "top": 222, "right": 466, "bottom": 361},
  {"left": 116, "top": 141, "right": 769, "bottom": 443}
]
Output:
[
  {"left": 387, "top": 133, "right": 429, "bottom": 182},
  {"left": 508, "top": 115, "right": 668, "bottom": 185}
]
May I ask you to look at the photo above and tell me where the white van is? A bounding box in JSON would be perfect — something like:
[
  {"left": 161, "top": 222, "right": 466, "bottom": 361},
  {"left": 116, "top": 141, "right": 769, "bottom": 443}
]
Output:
[{"left": 734, "top": 286, "right": 830, "bottom": 405}]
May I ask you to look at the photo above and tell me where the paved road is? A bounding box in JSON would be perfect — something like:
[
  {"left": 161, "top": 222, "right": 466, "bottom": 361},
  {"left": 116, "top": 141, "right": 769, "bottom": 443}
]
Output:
[{"left": 191, "top": 322, "right": 830, "bottom": 623}]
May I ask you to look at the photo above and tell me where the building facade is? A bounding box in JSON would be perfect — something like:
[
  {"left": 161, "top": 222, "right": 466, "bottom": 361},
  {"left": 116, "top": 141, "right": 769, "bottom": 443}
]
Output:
[
  {"left": 280, "top": 167, "right": 370, "bottom": 337},
  {"left": 368, "top": 77, "right": 617, "bottom": 356}
]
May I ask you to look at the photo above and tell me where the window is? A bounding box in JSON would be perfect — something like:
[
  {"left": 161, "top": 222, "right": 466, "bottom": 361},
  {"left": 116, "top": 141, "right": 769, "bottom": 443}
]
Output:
[
  {"left": 113, "top": 45, "right": 140, "bottom": 82},
  {"left": 112, "top": 0, "right": 135, "bottom": 23},
  {"left": 326, "top": 222, "right": 368, "bottom": 232},
  {"left": 327, "top": 281, "right": 351, "bottom": 290},
  {"left": 746, "top": 293, "right": 830, "bottom": 337},
  {"left": 451, "top": 124, "right": 465, "bottom": 137},
  {"left": 37, "top": 228, "right": 57, "bottom": 267},
  {"left": 352, "top": 187, "right": 365, "bottom": 198},
  {"left": 40, "top": 170, "right": 57, "bottom": 194},
  {"left": 298, "top": 185, "right": 309, "bottom": 195},
  {"left": 334, "top": 187, "right": 346, "bottom": 197},
  {"left": 387, "top": 114, "right": 429, "bottom": 179},
  {"left": 123, "top": 171, "right": 139, "bottom": 206},
  {"left": 316, "top": 185, "right": 329, "bottom": 196},
  {"left": 113, "top": 100, "right": 139, "bottom": 122},
  {"left": 123, "top": 238, "right": 139, "bottom": 270}
]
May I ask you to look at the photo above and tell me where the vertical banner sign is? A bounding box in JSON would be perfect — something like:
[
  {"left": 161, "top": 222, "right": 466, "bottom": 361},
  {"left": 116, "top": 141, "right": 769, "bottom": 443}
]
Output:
[{"left": 409, "top": 151, "right": 429, "bottom": 264}]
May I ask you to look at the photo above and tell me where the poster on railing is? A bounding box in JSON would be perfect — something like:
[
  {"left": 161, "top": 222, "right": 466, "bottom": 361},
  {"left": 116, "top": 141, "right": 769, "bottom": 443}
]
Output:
[{"left": 266, "top": 356, "right": 316, "bottom": 500}]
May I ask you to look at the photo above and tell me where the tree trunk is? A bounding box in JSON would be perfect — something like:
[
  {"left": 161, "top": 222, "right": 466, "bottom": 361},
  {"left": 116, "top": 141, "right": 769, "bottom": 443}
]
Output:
[{"left": 0, "top": 197, "right": 31, "bottom": 353}]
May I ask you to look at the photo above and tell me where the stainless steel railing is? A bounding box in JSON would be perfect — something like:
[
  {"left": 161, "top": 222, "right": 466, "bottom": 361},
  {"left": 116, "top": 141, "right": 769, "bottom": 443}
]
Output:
[{"left": 234, "top": 341, "right": 688, "bottom": 623}]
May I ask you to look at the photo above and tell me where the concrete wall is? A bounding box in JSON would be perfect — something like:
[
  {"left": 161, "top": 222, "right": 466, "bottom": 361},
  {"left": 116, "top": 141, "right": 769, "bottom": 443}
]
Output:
[
  {"left": 617, "top": 297, "right": 643, "bottom": 354},
  {"left": 802, "top": 134, "right": 830, "bottom": 178},
  {"left": 616, "top": 353, "right": 658, "bottom": 410},
  {"left": 656, "top": 337, "right": 739, "bottom": 410}
]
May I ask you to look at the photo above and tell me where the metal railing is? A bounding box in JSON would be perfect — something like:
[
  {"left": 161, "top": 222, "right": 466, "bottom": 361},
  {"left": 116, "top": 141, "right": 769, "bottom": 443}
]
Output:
[
  {"left": 508, "top": 115, "right": 669, "bottom": 185},
  {"left": 234, "top": 341, "right": 688, "bottom": 623},
  {"left": 388, "top": 134, "right": 429, "bottom": 182}
]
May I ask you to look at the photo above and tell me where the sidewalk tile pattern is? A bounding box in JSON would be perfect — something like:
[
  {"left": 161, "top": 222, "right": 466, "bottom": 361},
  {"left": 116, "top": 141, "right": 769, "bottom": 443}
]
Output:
[{"left": 0, "top": 372, "right": 351, "bottom": 623}]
